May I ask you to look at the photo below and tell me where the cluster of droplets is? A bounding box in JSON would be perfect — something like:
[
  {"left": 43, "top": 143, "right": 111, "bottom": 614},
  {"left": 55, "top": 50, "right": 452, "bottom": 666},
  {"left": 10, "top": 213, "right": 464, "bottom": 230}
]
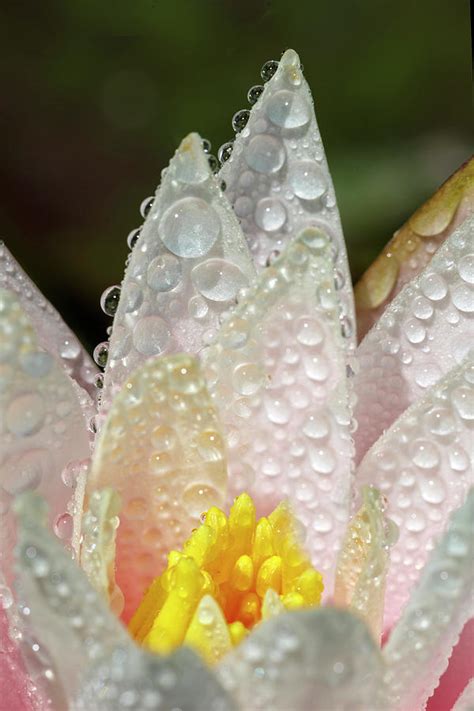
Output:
[
  {"left": 355, "top": 215, "right": 474, "bottom": 459},
  {"left": 356, "top": 358, "right": 473, "bottom": 631}
]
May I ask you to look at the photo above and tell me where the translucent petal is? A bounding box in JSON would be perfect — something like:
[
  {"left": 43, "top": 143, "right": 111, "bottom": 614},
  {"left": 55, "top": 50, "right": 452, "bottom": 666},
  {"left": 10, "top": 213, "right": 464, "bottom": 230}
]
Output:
[
  {"left": 80, "top": 487, "right": 123, "bottom": 615},
  {"left": 88, "top": 354, "right": 227, "bottom": 622},
  {"left": 383, "top": 489, "right": 474, "bottom": 711},
  {"left": 0, "top": 289, "right": 91, "bottom": 589},
  {"left": 73, "top": 645, "right": 236, "bottom": 711},
  {"left": 219, "top": 48, "right": 355, "bottom": 343},
  {"left": 355, "top": 214, "right": 474, "bottom": 461},
  {"left": 334, "top": 486, "right": 398, "bottom": 641},
  {"left": 202, "top": 230, "right": 353, "bottom": 593},
  {"left": 103, "top": 133, "right": 256, "bottom": 408},
  {"left": 13, "top": 492, "right": 129, "bottom": 707},
  {"left": 216, "top": 608, "right": 386, "bottom": 710},
  {"left": 355, "top": 157, "right": 474, "bottom": 339},
  {"left": 452, "top": 680, "right": 474, "bottom": 711},
  {"left": 355, "top": 358, "right": 472, "bottom": 630},
  {"left": 0, "top": 243, "right": 97, "bottom": 396}
]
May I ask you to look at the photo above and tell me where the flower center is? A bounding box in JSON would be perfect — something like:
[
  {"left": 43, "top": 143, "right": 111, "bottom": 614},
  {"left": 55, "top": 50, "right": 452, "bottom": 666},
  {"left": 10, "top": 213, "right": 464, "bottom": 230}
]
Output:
[{"left": 129, "top": 493, "right": 323, "bottom": 664}]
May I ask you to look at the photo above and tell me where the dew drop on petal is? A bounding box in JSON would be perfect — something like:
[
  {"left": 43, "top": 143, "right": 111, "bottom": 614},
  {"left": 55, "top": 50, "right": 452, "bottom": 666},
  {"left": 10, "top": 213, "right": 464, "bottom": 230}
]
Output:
[
  {"left": 288, "top": 161, "right": 327, "bottom": 200},
  {"left": 266, "top": 89, "right": 311, "bottom": 129},
  {"left": 132, "top": 316, "right": 170, "bottom": 356},
  {"left": 147, "top": 254, "right": 182, "bottom": 292},
  {"left": 160, "top": 197, "right": 220, "bottom": 258},
  {"left": 244, "top": 135, "right": 286, "bottom": 174},
  {"left": 254, "top": 198, "right": 287, "bottom": 232},
  {"left": 191, "top": 259, "right": 248, "bottom": 302}
]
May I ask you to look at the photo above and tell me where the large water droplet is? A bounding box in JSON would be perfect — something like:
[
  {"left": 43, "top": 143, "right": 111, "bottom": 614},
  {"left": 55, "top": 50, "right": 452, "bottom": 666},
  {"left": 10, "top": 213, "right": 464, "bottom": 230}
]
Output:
[
  {"left": 182, "top": 484, "right": 220, "bottom": 519},
  {"left": 451, "top": 385, "right": 474, "bottom": 420},
  {"left": 191, "top": 259, "right": 248, "bottom": 302},
  {"left": 309, "top": 445, "right": 335, "bottom": 474},
  {"left": 147, "top": 254, "right": 182, "bottom": 292},
  {"left": 254, "top": 198, "right": 287, "bottom": 232},
  {"left": 411, "top": 440, "right": 440, "bottom": 469},
  {"left": 266, "top": 89, "right": 311, "bottom": 129},
  {"left": 404, "top": 318, "right": 426, "bottom": 344},
  {"left": 451, "top": 283, "right": 474, "bottom": 313},
  {"left": 303, "top": 414, "right": 330, "bottom": 440},
  {"left": 54, "top": 513, "right": 73, "bottom": 540},
  {"left": 6, "top": 393, "right": 45, "bottom": 436},
  {"left": 459, "top": 253, "right": 474, "bottom": 284},
  {"left": 288, "top": 161, "right": 327, "bottom": 200},
  {"left": 295, "top": 317, "right": 324, "bottom": 346},
  {"left": 160, "top": 197, "right": 220, "bottom": 258},
  {"left": 132, "top": 316, "right": 170, "bottom": 356},
  {"left": 420, "top": 273, "right": 447, "bottom": 301},
  {"left": 232, "top": 363, "right": 264, "bottom": 396},
  {"left": 419, "top": 476, "right": 446, "bottom": 505},
  {"left": 264, "top": 394, "right": 290, "bottom": 424},
  {"left": 244, "top": 134, "right": 285, "bottom": 174},
  {"left": 412, "top": 295, "right": 433, "bottom": 320}
]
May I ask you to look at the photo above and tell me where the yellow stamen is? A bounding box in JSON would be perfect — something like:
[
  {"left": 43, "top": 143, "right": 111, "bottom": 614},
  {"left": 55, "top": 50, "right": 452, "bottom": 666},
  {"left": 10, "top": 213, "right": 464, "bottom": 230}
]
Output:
[{"left": 129, "top": 493, "right": 324, "bottom": 663}]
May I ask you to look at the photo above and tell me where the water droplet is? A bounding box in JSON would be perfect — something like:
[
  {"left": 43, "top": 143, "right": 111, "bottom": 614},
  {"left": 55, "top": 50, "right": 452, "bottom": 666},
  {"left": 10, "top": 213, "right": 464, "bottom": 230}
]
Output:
[
  {"left": 232, "top": 363, "right": 264, "bottom": 396},
  {"left": 264, "top": 394, "right": 290, "bottom": 424},
  {"left": 412, "top": 295, "right": 433, "bottom": 320},
  {"left": 182, "top": 484, "right": 219, "bottom": 519},
  {"left": 188, "top": 294, "right": 209, "bottom": 319},
  {"left": 191, "top": 259, "right": 248, "bottom": 302},
  {"left": 0, "top": 584, "right": 13, "bottom": 610},
  {"left": 449, "top": 446, "right": 469, "bottom": 472},
  {"left": 414, "top": 362, "right": 441, "bottom": 389},
  {"left": 151, "top": 425, "right": 176, "bottom": 452},
  {"left": 100, "top": 285, "right": 121, "bottom": 317},
  {"left": 340, "top": 316, "right": 353, "bottom": 339},
  {"left": 201, "top": 138, "right": 211, "bottom": 154},
  {"left": 140, "top": 196, "right": 154, "bottom": 218},
  {"left": 132, "top": 316, "right": 170, "bottom": 356},
  {"left": 312, "top": 511, "right": 333, "bottom": 533},
  {"left": 419, "top": 476, "right": 446, "bottom": 505},
  {"left": 309, "top": 445, "right": 335, "bottom": 474},
  {"left": 451, "top": 385, "right": 474, "bottom": 420},
  {"left": 218, "top": 141, "right": 234, "bottom": 163},
  {"left": 295, "top": 317, "right": 324, "bottom": 346},
  {"left": 94, "top": 373, "right": 104, "bottom": 389},
  {"left": 405, "top": 509, "right": 426, "bottom": 533},
  {"left": 254, "top": 197, "right": 287, "bottom": 232},
  {"left": 247, "top": 84, "right": 264, "bottom": 105},
  {"left": 127, "top": 228, "right": 141, "bottom": 249},
  {"left": 160, "top": 197, "right": 220, "bottom": 258},
  {"left": 425, "top": 407, "right": 456, "bottom": 437},
  {"left": 93, "top": 341, "right": 109, "bottom": 368},
  {"left": 451, "top": 283, "right": 474, "bottom": 313},
  {"left": 459, "top": 253, "right": 474, "bottom": 284},
  {"left": 303, "top": 414, "right": 330, "bottom": 439},
  {"left": 404, "top": 318, "right": 426, "bottom": 344},
  {"left": 6, "top": 393, "right": 45, "bottom": 436},
  {"left": 60, "top": 338, "right": 81, "bottom": 360},
  {"left": 147, "top": 254, "right": 181, "bottom": 292},
  {"left": 54, "top": 513, "right": 73, "bottom": 540},
  {"left": 232, "top": 109, "right": 250, "bottom": 133},
  {"left": 207, "top": 154, "right": 219, "bottom": 173},
  {"left": 261, "top": 59, "right": 279, "bottom": 82},
  {"left": 411, "top": 439, "right": 440, "bottom": 469},
  {"left": 303, "top": 353, "right": 329, "bottom": 381},
  {"left": 245, "top": 134, "right": 285, "bottom": 174},
  {"left": 288, "top": 161, "right": 327, "bottom": 200},
  {"left": 420, "top": 273, "right": 447, "bottom": 301},
  {"left": 266, "top": 89, "right": 310, "bottom": 129}
]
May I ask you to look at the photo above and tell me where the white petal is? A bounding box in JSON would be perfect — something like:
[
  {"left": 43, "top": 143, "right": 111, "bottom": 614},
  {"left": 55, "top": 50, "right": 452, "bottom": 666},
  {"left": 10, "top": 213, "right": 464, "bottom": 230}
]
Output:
[
  {"left": 219, "top": 48, "right": 355, "bottom": 343},
  {"left": 355, "top": 214, "right": 474, "bottom": 462},
  {"left": 88, "top": 354, "right": 227, "bottom": 622},
  {"left": 73, "top": 646, "right": 236, "bottom": 711},
  {"left": 13, "top": 492, "right": 129, "bottom": 706},
  {"left": 202, "top": 229, "right": 353, "bottom": 593},
  {"left": 103, "top": 133, "right": 256, "bottom": 409},
  {"left": 217, "top": 608, "right": 386, "bottom": 710},
  {"left": 0, "top": 289, "right": 91, "bottom": 587},
  {"left": 355, "top": 358, "right": 472, "bottom": 630},
  {"left": 0, "top": 243, "right": 97, "bottom": 396},
  {"left": 383, "top": 490, "right": 474, "bottom": 711}
]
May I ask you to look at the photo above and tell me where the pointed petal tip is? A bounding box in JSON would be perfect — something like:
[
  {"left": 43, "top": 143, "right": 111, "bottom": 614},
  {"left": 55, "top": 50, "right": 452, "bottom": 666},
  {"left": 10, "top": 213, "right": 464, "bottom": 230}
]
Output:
[
  {"left": 177, "top": 132, "right": 204, "bottom": 155},
  {"left": 173, "top": 132, "right": 211, "bottom": 185},
  {"left": 280, "top": 48, "right": 301, "bottom": 67}
]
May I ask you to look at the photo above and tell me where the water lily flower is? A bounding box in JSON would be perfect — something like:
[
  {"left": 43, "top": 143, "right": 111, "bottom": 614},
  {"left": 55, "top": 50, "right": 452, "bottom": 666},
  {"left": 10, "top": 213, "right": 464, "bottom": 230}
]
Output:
[{"left": 0, "top": 49, "right": 472, "bottom": 711}]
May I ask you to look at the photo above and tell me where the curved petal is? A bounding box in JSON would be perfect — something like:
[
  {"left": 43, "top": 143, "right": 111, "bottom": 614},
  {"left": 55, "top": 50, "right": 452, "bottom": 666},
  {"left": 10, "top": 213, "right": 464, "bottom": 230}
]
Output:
[
  {"left": 355, "top": 358, "right": 472, "bottom": 630},
  {"left": 73, "top": 645, "right": 235, "bottom": 711},
  {"left": 355, "top": 157, "right": 474, "bottom": 339},
  {"left": 102, "top": 133, "right": 256, "bottom": 409},
  {"left": 354, "top": 214, "right": 474, "bottom": 461},
  {"left": 0, "top": 289, "right": 91, "bottom": 590},
  {"left": 216, "top": 608, "right": 386, "bottom": 710},
  {"left": 383, "top": 489, "right": 474, "bottom": 711},
  {"left": 427, "top": 620, "right": 474, "bottom": 711},
  {"left": 88, "top": 354, "right": 228, "bottom": 622},
  {"left": 0, "top": 243, "right": 97, "bottom": 397},
  {"left": 451, "top": 679, "right": 474, "bottom": 711},
  {"left": 12, "top": 492, "right": 129, "bottom": 708},
  {"left": 219, "top": 49, "right": 355, "bottom": 343},
  {"left": 202, "top": 229, "right": 353, "bottom": 594}
]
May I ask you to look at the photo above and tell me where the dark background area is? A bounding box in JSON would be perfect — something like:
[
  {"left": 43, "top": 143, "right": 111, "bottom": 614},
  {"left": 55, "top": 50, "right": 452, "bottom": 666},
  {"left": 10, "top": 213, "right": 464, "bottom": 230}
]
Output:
[{"left": 0, "top": 0, "right": 471, "bottom": 352}]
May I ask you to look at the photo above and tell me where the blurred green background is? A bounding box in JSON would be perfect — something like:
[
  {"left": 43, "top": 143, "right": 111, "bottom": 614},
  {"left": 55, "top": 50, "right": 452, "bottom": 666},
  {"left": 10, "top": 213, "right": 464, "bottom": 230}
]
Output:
[{"left": 0, "top": 0, "right": 471, "bottom": 351}]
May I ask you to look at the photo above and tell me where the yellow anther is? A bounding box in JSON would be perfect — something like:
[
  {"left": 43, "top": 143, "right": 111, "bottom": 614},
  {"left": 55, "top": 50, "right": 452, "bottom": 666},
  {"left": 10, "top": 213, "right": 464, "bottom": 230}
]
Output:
[
  {"left": 256, "top": 555, "right": 282, "bottom": 597},
  {"left": 130, "top": 493, "right": 323, "bottom": 665},
  {"left": 231, "top": 555, "right": 254, "bottom": 592}
]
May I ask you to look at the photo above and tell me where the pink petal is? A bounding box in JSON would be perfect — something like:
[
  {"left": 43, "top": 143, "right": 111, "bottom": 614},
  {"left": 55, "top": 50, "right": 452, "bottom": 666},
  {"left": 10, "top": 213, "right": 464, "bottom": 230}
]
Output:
[
  {"left": 427, "top": 620, "right": 474, "bottom": 711},
  {"left": 383, "top": 490, "right": 473, "bottom": 710},
  {"left": 0, "top": 606, "right": 43, "bottom": 711},
  {"left": 88, "top": 354, "right": 228, "bottom": 622},
  {"left": 0, "top": 243, "right": 97, "bottom": 397},
  {"left": 355, "top": 358, "right": 472, "bottom": 631},
  {"left": 219, "top": 49, "right": 355, "bottom": 344},
  {"left": 202, "top": 229, "right": 353, "bottom": 594},
  {"left": 102, "top": 133, "right": 256, "bottom": 410},
  {"left": 354, "top": 214, "right": 473, "bottom": 462}
]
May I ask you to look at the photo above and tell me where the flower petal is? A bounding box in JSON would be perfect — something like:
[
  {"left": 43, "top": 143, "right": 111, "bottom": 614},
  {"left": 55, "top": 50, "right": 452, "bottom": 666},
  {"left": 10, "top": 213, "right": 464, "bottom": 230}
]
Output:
[
  {"left": 355, "top": 157, "right": 473, "bottom": 339},
  {"left": 219, "top": 49, "right": 355, "bottom": 342},
  {"left": 73, "top": 645, "right": 236, "bottom": 711},
  {"left": 452, "top": 679, "right": 474, "bottom": 711},
  {"left": 102, "top": 133, "right": 256, "bottom": 409},
  {"left": 354, "top": 213, "right": 474, "bottom": 461},
  {"left": 0, "top": 289, "right": 91, "bottom": 588},
  {"left": 355, "top": 358, "right": 472, "bottom": 630},
  {"left": 202, "top": 229, "right": 353, "bottom": 593},
  {"left": 0, "top": 243, "right": 97, "bottom": 396},
  {"left": 12, "top": 492, "right": 129, "bottom": 707},
  {"left": 88, "top": 354, "right": 227, "bottom": 622},
  {"left": 383, "top": 489, "right": 474, "bottom": 711},
  {"left": 216, "top": 608, "right": 386, "bottom": 710}
]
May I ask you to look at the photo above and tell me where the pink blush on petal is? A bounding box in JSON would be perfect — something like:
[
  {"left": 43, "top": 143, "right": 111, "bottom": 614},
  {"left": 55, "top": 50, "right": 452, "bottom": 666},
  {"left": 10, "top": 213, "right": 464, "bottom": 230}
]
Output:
[{"left": 426, "top": 619, "right": 474, "bottom": 711}]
